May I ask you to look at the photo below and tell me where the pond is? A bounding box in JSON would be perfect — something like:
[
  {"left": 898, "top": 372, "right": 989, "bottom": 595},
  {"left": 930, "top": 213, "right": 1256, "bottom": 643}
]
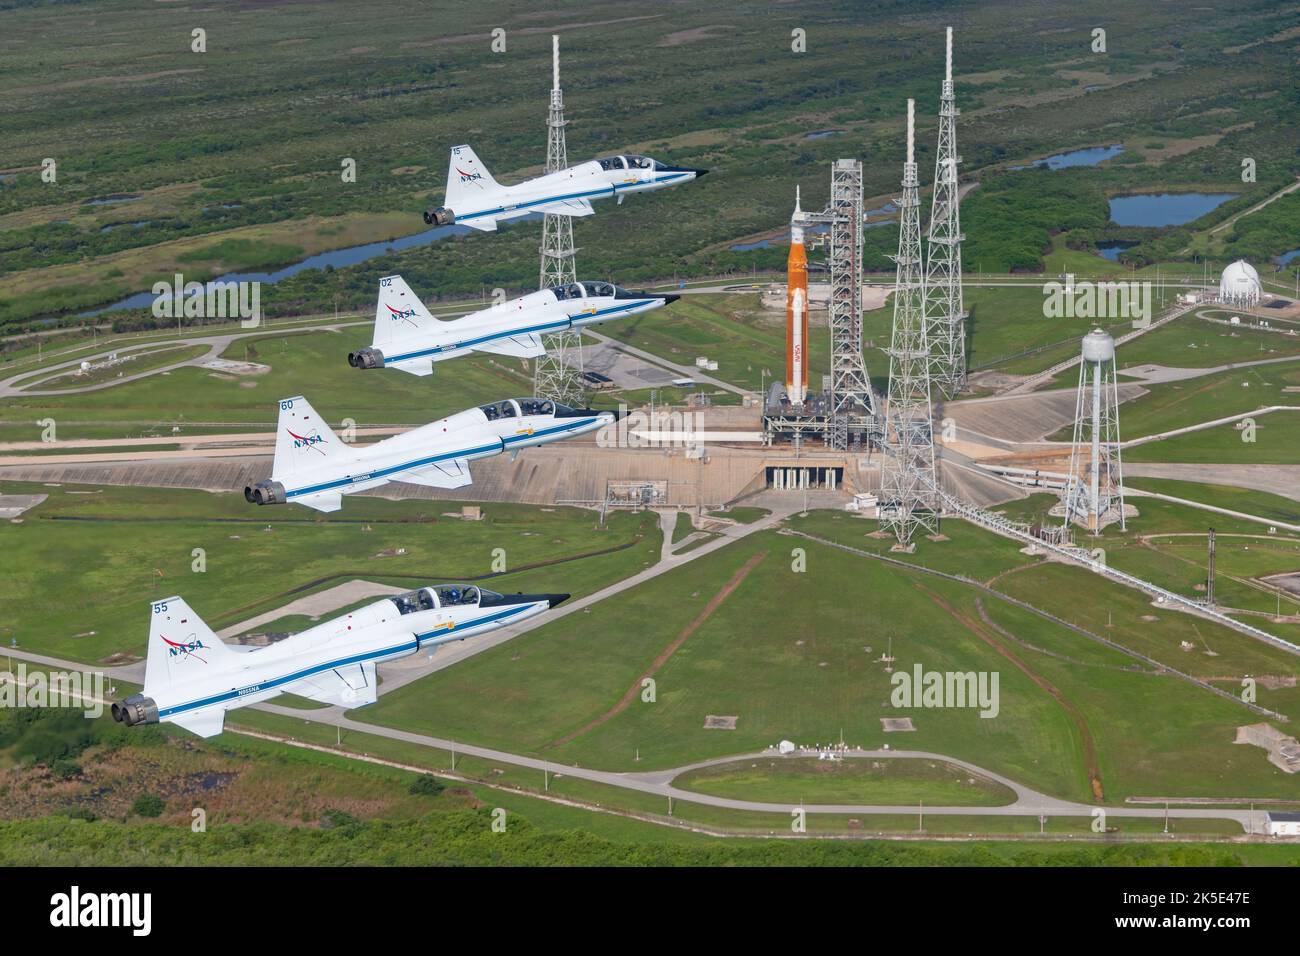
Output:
[
  {"left": 1108, "top": 192, "right": 1237, "bottom": 227},
  {"left": 1012, "top": 145, "right": 1125, "bottom": 170},
  {"left": 77, "top": 215, "right": 532, "bottom": 316}
]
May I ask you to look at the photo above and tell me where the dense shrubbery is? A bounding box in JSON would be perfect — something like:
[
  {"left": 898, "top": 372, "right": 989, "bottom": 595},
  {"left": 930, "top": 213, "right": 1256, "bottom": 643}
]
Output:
[
  {"left": 960, "top": 170, "right": 1109, "bottom": 273},
  {"left": 0, "top": 811, "right": 1255, "bottom": 867}
]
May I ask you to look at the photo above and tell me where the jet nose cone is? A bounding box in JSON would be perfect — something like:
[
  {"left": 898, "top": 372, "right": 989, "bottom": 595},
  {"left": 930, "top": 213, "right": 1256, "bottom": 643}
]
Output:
[
  {"left": 660, "top": 294, "right": 681, "bottom": 305},
  {"left": 691, "top": 168, "right": 709, "bottom": 178},
  {"left": 547, "top": 593, "right": 571, "bottom": 609}
]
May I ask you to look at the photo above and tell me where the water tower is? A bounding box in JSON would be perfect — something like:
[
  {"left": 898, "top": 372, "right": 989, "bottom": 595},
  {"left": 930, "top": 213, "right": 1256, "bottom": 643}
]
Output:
[{"left": 1062, "top": 328, "right": 1125, "bottom": 534}]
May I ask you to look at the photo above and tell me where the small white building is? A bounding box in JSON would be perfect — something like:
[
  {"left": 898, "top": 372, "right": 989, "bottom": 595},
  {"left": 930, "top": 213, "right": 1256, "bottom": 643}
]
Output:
[
  {"left": 1219, "top": 259, "right": 1262, "bottom": 307},
  {"left": 1266, "top": 811, "right": 1300, "bottom": 837}
]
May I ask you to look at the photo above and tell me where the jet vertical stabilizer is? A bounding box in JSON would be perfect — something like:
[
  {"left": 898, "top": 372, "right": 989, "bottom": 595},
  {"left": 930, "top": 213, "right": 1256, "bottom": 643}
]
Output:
[
  {"left": 273, "top": 396, "right": 344, "bottom": 481},
  {"left": 372, "top": 275, "right": 440, "bottom": 347},
  {"left": 144, "top": 595, "right": 235, "bottom": 692},
  {"left": 445, "top": 145, "right": 501, "bottom": 216}
]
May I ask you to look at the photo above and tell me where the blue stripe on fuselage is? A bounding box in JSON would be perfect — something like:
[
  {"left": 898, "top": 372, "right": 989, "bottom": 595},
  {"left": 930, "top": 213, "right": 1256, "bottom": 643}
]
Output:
[
  {"left": 158, "top": 604, "right": 535, "bottom": 719},
  {"left": 457, "top": 173, "right": 689, "bottom": 223},
  {"left": 385, "top": 300, "right": 652, "bottom": 365},
  {"left": 284, "top": 418, "right": 600, "bottom": 499}
]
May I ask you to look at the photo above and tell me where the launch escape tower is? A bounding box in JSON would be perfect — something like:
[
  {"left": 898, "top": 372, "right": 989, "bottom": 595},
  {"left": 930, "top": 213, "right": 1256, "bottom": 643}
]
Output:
[
  {"left": 924, "top": 26, "right": 968, "bottom": 399},
  {"left": 881, "top": 99, "right": 940, "bottom": 544},
  {"left": 533, "top": 35, "right": 586, "bottom": 407}
]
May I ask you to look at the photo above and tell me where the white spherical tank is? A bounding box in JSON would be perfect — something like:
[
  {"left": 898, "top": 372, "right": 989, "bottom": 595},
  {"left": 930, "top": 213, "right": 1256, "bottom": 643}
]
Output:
[
  {"left": 1081, "top": 328, "right": 1115, "bottom": 363},
  {"left": 1219, "top": 259, "right": 1261, "bottom": 304}
]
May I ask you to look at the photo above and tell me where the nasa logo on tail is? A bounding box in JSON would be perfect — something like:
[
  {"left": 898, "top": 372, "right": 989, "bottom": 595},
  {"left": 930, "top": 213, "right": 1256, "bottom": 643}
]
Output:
[
  {"left": 287, "top": 427, "right": 327, "bottom": 452},
  {"left": 455, "top": 167, "right": 485, "bottom": 187},
  {"left": 386, "top": 303, "right": 419, "bottom": 326},
  {"left": 161, "top": 633, "right": 208, "bottom": 663}
]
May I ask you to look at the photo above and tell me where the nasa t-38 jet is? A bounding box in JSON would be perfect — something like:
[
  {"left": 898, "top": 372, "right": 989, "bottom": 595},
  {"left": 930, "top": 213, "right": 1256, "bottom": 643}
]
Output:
[
  {"left": 111, "top": 586, "right": 569, "bottom": 738},
  {"left": 244, "top": 394, "right": 613, "bottom": 513},
  {"left": 347, "top": 274, "right": 678, "bottom": 376},
  {"left": 422, "top": 144, "right": 706, "bottom": 231}
]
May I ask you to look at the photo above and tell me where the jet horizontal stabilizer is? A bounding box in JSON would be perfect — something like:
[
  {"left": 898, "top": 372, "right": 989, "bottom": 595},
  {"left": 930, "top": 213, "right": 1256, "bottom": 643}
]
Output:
[
  {"left": 296, "top": 492, "right": 344, "bottom": 513},
  {"left": 171, "top": 709, "right": 226, "bottom": 739},
  {"left": 388, "top": 358, "right": 435, "bottom": 377}
]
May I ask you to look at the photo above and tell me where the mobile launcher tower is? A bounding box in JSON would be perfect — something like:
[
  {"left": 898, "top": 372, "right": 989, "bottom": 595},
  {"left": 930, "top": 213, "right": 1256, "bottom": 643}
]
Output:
[
  {"left": 764, "top": 166, "right": 878, "bottom": 451},
  {"left": 1061, "top": 328, "right": 1126, "bottom": 534}
]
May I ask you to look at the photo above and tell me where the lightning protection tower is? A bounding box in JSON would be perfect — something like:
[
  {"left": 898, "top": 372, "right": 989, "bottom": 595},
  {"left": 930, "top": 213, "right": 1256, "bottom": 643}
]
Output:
[
  {"left": 533, "top": 34, "right": 585, "bottom": 407},
  {"left": 881, "top": 99, "right": 939, "bottom": 545},
  {"left": 1062, "top": 328, "right": 1126, "bottom": 534},
  {"left": 924, "top": 26, "right": 968, "bottom": 399}
]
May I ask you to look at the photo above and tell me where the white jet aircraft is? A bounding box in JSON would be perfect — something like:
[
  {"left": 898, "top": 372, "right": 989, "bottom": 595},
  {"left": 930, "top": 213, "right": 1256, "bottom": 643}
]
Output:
[
  {"left": 111, "top": 586, "right": 569, "bottom": 738},
  {"left": 348, "top": 275, "right": 678, "bottom": 376},
  {"left": 244, "top": 394, "right": 613, "bottom": 513},
  {"left": 423, "top": 144, "right": 706, "bottom": 231}
]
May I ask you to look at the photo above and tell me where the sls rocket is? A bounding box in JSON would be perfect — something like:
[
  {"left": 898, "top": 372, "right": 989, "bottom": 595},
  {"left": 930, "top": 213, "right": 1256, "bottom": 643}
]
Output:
[{"left": 785, "top": 187, "right": 810, "bottom": 405}]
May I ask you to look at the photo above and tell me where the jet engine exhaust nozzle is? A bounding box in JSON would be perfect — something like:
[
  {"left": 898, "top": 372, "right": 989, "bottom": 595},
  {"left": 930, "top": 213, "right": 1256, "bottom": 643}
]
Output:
[
  {"left": 244, "top": 480, "right": 287, "bottom": 506},
  {"left": 423, "top": 207, "right": 456, "bottom": 226},
  {"left": 348, "top": 347, "right": 385, "bottom": 370},
  {"left": 112, "top": 695, "right": 159, "bottom": 727}
]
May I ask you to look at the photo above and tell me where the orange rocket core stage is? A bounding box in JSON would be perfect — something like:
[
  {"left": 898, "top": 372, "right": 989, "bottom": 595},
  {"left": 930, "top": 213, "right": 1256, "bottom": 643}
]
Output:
[{"left": 785, "top": 194, "right": 809, "bottom": 405}]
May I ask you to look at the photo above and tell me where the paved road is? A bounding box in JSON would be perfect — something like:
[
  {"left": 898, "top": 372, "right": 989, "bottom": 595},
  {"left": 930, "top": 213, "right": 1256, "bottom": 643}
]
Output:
[
  {"left": 257, "top": 707, "right": 1263, "bottom": 830},
  {"left": 1, "top": 303, "right": 476, "bottom": 399},
  {"left": 582, "top": 329, "right": 749, "bottom": 396},
  {"left": 1207, "top": 176, "right": 1300, "bottom": 237},
  {"left": 5, "top": 493, "right": 1273, "bottom": 832}
]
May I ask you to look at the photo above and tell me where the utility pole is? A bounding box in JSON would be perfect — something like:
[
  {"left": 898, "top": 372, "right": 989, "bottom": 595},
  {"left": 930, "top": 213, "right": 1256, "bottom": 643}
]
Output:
[{"left": 1206, "top": 527, "right": 1216, "bottom": 606}]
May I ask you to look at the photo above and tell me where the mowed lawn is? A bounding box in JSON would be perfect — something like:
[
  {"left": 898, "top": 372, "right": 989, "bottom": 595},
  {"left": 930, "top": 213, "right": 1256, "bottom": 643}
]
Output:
[
  {"left": 1125, "top": 478, "right": 1300, "bottom": 526},
  {"left": 1125, "top": 409, "right": 1300, "bottom": 464},
  {"left": 673, "top": 756, "right": 1017, "bottom": 807},
  {"left": 358, "top": 530, "right": 1091, "bottom": 801},
  {"left": 0, "top": 482, "right": 660, "bottom": 663},
  {"left": 0, "top": 327, "right": 536, "bottom": 443},
  {"left": 358, "top": 504, "right": 1300, "bottom": 806},
  {"left": 359, "top": 522, "right": 1300, "bottom": 802},
  {"left": 1060, "top": 357, "right": 1300, "bottom": 442},
  {"left": 1118, "top": 315, "right": 1300, "bottom": 370}
]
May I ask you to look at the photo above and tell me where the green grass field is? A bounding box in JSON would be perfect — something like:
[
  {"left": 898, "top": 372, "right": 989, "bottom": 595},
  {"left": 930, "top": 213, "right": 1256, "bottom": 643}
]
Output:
[
  {"left": 0, "top": 482, "right": 660, "bottom": 663},
  {"left": 355, "top": 518, "right": 1300, "bottom": 803},
  {"left": 674, "top": 756, "right": 1017, "bottom": 807}
]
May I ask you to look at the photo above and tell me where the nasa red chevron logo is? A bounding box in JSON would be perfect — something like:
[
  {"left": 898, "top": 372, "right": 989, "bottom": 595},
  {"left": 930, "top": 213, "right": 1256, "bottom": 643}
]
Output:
[
  {"left": 287, "top": 427, "right": 326, "bottom": 452},
  {"left": 160, "top": 633, "right": 207, "bottom": 663},
  {"left": 386, "top": 302, "right": 419, "bottom": 324}
]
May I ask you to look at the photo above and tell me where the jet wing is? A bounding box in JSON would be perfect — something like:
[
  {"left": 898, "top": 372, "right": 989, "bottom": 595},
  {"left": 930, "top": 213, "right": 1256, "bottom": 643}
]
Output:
[
  {"left": 294, "top": 492, "right": 344, "bottom": 513},
  {"left": 170, "top": 709, "right": 226, "bottom": 738},
  {"left": 464, "top": 207, "right": 532, "bottom": 232},
  {"left": 471, "top": 333, "right": 545, "bottom": 359},
  {"left": 533, "top": 197, "right": 594, "bottom": 217},
  {"left": 400, "top": 458, "right": 473, "bottom": 489},
  {"left": 387, "top": 358, "right": 434, "bottom": 377},
  {"left": 284, "top": 662, "right": 377, "bottom": 708}
]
